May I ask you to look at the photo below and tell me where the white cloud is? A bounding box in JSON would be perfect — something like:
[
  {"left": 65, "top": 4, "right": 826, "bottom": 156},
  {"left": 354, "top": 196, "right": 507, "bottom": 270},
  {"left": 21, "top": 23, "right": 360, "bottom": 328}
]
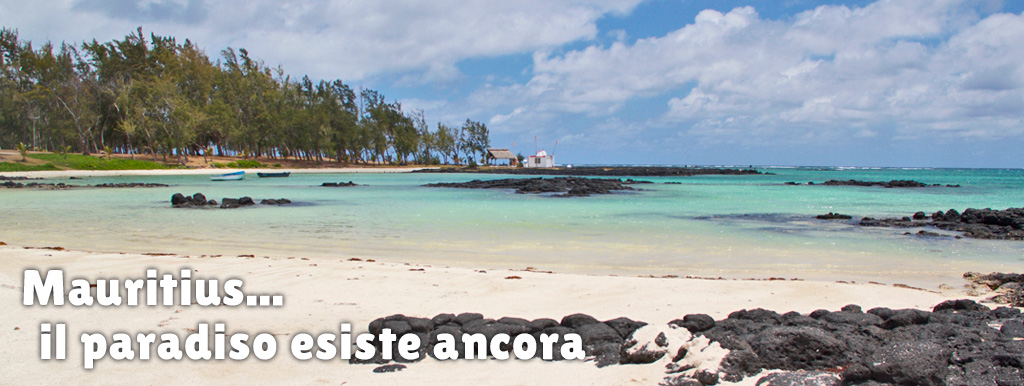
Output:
[{"left": 481, "top": 0, "right": 1024, "bottom": 145}]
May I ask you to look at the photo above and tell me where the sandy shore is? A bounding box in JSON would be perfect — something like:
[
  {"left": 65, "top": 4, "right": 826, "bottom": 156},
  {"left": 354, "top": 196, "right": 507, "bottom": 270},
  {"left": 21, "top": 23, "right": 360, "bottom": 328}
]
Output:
[
  {"left": 0, "top": 244, "right": 962, "bottom": 385},
  {"left": 1, "top": 167, "right": 434, "bottom": 179}
]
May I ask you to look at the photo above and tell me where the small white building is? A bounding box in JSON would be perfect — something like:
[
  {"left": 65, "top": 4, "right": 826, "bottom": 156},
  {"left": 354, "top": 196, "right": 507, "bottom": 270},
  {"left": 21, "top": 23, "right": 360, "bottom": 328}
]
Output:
[{"left": 525, "top": 150, "right": 555, "bottom": 168}]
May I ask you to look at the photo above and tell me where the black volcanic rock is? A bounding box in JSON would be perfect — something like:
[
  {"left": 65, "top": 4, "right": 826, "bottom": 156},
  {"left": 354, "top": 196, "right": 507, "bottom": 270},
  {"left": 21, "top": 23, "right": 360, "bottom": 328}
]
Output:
[
  {"left": 94, "top": 182, "right": 168, "bottom": 188},
  {"left": 322, "top": 181, "right": 359, "bottom": 187},
  {"left": 171, "top": 192, "right": 288, "bottom": 209},
  {"left": 260, "top": 198, "right": 292, "bottom": 205},
  {"left": 424, "top": 177, "right": 637, "bottom": 196},
  {"left": 786, "top": 179, "right": 961, "bottom": 188},
  {"left": 965, "top": 272, "right": 1024, "bottom": 307},
  {"left": 171, "top": 193, "right": 189, "bottom": 206},
  {"left": 864, "top": 341, "right": 950, "bottom": 386},
  {"left": 417, "top": 166, "right": 762, "bottom": 177},
  {"left": 858, "top": 207, "right": 1024, "bottom": 240},
  {"left": 669, "top": 314, "right": 716, "bottom": 333},
  {"left": 604, "top": 317, "right": 647, "bottom": 338},
  {"left": 1, "top": 181, "right": 71, "bottom": 189},
  {"left": 353, "top": 299, "right": 1024, "bottom": 386},
  {"left": 0, "top": 175, "right": 40, "bottom": 180},
  {"left": 818, "top": 179, "right": 957, "bottom": 188},
  {"left": 3, "top": 181, "right": 164, "bottom": 189},
  {"left": 190, "top": 193, "right": 207, "bottom": 206},
  {"left": 816, "top": 212, "right": 852, "bottom": 220}
]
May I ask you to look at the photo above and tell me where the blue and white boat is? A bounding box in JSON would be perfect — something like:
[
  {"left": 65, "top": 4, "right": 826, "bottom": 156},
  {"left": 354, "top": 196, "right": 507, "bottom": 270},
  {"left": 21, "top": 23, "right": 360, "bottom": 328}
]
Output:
[{"left": 210, "top": 171, "right": 245, "bottom": 181}]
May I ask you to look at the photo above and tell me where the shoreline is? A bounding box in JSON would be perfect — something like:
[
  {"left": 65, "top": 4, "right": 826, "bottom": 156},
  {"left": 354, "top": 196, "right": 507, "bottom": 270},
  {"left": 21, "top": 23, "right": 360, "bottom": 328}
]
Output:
[
  {"left": 0, "top": 166, "right": 436, "bottom": 179},
  {"left": 2, "top": 243, "right": 967, "bottom": 321},
  {"left": 0, "top": 235, "right": 988, "bottom": 291},
  {"left": 0, "top": 243, "right": 983, "bottom": 385}
]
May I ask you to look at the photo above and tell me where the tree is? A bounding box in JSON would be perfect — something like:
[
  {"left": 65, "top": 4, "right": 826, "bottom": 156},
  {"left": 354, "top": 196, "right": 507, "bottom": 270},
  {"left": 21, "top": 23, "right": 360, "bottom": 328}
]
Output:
[
  {"left": 16, "top": 142, "right": 27, "bottom": 161},
  {"left": 461, "top": 119, "right": 490, "bottom": 164},
  {"left": 0, "top": 28, "right": 493, "bottom": 168},
  {"left": 435, "top": 123, "right": 456, "bottom": 165}
]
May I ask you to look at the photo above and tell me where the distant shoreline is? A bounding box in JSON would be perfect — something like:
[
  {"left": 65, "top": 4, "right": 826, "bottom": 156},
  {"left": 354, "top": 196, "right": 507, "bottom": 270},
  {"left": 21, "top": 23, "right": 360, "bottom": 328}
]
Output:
[{"left": 0, "top": 166, "right": 434, "bottom": 178}]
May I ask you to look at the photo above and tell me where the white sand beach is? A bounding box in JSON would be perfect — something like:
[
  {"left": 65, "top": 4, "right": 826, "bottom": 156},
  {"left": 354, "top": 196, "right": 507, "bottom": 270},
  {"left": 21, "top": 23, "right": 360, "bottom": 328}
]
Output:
[{"left": 0, "top": 244, "right": 960, "bottom": 385}]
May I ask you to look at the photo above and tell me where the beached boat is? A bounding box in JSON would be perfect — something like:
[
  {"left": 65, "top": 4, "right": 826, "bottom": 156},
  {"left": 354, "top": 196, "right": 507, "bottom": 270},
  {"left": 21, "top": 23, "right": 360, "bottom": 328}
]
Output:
[
  {"left": 210, "top": 171, "right": 244, "bottom": 181},
  {"left": 256, "top": 172, "right": 291, "bottom": 178}
]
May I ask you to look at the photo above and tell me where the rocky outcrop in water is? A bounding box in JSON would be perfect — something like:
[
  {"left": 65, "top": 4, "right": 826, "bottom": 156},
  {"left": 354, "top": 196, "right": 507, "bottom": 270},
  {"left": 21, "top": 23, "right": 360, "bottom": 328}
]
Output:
[
  {"left": 859, "top": 207, "right": 1024, "bottom": 240},
  {"left": 322, "top": 181, "right": 359, "bottom": 187},
  {"left": 95, "top": 182, "right": 171, "bottom": 187},
  {"left": 424, "top": 177, "right": 640, "bottom": 197},
  {"left": 0, "top": 175, "right": 40, "bottom": 180},
  {"left": 2, "top": 181, "right": 166, "bottom": 189},
  {"left": 786, "top": 180, "right": 960, "bottom": 188},
  {"left": 358, "top": 300, "right": 1023, "bottom": 385},
  {"left": 1, "top": 181, "right": 70, "bottom": 189},
  {"left": 816, "top": 213, "right": 852, "bottom": 220},
  {"left": 260, "top": 198, "right": 292, "bottom": 205},
  {"left": 417, "top": 166, "right": 763, "bottom": 177},
  {"left": 171, "top": 192, "right": 289, "bottom": 208}
]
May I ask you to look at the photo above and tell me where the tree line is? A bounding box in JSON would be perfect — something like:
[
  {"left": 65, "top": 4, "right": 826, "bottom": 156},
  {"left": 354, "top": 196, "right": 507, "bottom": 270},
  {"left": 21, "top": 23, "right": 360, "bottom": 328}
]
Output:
[{"left": 0, "top": 27, "right": 492, "bottom": 165}]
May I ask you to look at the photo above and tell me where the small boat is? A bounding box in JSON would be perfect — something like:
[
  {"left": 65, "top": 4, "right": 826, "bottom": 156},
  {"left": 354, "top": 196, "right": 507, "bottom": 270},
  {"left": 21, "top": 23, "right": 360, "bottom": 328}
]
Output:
[
  {"left": 211, "top": 171, "right": 245, "bottom": 181},
  {"left": 257, "top": 172, "right": 291, "bottom": 178}
]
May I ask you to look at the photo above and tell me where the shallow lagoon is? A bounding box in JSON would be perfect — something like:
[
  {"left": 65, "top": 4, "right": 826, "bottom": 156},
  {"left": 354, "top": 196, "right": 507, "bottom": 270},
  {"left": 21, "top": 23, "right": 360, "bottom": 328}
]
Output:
[{"left": 2, "top": 167, "right": 1022, "bottom": 287}]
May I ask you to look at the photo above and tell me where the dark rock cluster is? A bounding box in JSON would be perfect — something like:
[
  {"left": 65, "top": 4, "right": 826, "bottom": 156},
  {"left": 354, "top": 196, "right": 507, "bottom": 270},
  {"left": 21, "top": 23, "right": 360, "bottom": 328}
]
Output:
[
  {"left": 2, "top": 181, "right": 166, "bottom": 189},
  {"left": 260, "top": 198, "right": 292, "bottom": 205},
  {"left": 1, "top": 181, "right": 70, "bottom": 189},
  {"left": 93, "top": 183, "right": 169, "bottom": 188},
  {"left": 218, "top": 197, "right": 254, "bottom": 209},
  {"left": 0, "top": 175, "right": 39, "bottom": 180},
  {"left": 786, "top": 180, "right": 960, "bottom": 188},
  {"left": 859, "top": 207, "right": 1024, "bottom": 240},
  {"left": 322, "top": 181, "right": 359, "bottom": 187},
  {"left": 170, "top": 192, "right": 290, "bottom": 208},
  {"left": 965, "top": 272, "right": 1024, "bottom": 307},
  {"left": 696, "top": 300, "right": 1023, "bottom": 385},
  {"left": 816, "top": 213, "right": 853, "bottom": 220},
  {"left": 360, "top": 300, "right": 1024, "bottom": 386},
  {"left": 172, "top": 193, "right": 219, "bottom": 208},
  {"left": 424, "top": 177, "right": 642, "bottom": 197},
  {"left": 352, "top": 312, "right": 646, "bottom": 366},
  {"left": 418, "top": 166, "right": 763, "bottom": 177}
]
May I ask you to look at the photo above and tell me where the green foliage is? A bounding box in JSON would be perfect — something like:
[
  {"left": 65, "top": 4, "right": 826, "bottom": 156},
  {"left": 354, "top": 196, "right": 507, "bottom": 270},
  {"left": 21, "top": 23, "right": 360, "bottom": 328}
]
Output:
[
  {"left": 225, "top": 160, "right": 262, "bottom": 168},
  {"left": 15, "top": 142, "right": 28, "bottom": 161},
  {"left": 273, "top": 163, "right": 282, "bottom": 168},
  {"left": 0, "top": 162, "right": 59, "bottom": 172},
  {"left": 0, "top": 28, "right": 492, "bottom": 168},
  {"left": 27, "top": 153, "right": 168, "bottom": 170}
]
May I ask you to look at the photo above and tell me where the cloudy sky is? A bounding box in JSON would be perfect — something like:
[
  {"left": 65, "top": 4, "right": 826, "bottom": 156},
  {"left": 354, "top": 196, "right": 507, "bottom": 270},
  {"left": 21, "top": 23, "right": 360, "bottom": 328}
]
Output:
[{"left": 2, "top": 0, "right": 1022, "bottom": 167}]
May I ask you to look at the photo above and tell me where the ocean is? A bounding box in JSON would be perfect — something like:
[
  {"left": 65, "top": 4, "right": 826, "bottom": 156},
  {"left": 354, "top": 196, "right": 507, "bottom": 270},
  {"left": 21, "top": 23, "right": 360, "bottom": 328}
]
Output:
[{"left": 2, "top": 167, "right": 1022, "bottom": 288}]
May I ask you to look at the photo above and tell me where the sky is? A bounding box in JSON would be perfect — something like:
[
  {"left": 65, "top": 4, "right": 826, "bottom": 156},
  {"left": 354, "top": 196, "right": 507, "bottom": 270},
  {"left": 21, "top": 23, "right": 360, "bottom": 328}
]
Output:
[{"left": 2, "top": 0, "right": 1022, "bottom": 167}]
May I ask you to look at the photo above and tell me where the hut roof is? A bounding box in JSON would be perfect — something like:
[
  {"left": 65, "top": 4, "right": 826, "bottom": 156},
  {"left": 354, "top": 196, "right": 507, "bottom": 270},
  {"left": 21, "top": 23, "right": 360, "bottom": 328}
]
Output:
[{"left": 487, "top": 148, "right": 516, "bottom": 159}]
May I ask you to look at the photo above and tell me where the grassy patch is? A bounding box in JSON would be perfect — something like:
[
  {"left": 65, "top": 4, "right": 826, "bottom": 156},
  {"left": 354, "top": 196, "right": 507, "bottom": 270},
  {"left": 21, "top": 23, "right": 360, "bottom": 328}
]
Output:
[
  {"left": 28, "top": 153, "right": 169, "bottom": 170},
  {"left": 212, "top": 160, "right": 264, "bottom": 168},
  {"left": 0, "top": 162, "right": 60, "bottom": 172}
]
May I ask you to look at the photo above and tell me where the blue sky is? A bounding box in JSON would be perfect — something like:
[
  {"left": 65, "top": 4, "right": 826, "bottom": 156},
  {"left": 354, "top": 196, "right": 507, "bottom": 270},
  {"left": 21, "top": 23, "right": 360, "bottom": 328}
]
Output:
[{"left": 2, "top": 0, "right": 1023, "bottom": 167}]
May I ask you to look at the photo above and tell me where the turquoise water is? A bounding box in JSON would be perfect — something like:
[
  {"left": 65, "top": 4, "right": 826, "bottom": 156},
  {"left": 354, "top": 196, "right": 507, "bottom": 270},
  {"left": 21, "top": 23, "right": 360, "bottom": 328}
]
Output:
[{"left": 2, "top": 167, "right": 1022, "bottom": 287}]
